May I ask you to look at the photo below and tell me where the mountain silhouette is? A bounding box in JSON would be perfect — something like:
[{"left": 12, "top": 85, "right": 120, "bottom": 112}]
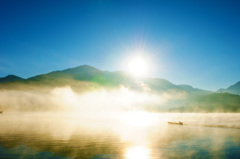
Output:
[
  {"left": 0, "top": 75, "right": 24, "bottom": 83},
  {"left": 170, "top": 93, "right": 240, "bottom": 112},
  {"left": 29, "top": 65, "right": 102, "bottom": 81},
  {"left": 15, "top": 65, "right": 209, "bottom": 96},
  {"left": 217, "top": 81, "right": 240, "bottom": 95},
  {"left": 0, "top": 65, "right": 220, "bottom": 112},
  {"left": 1, "top": 65, "right": 240, "bottom": 112},
  {"left": 0, "top": 65, "right": 212, "bottom": 95}
]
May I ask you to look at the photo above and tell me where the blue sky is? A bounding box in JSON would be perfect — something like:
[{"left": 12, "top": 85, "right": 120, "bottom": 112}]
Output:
[{"left": 0, "top": 0, "right": 240, "bottom": 90}]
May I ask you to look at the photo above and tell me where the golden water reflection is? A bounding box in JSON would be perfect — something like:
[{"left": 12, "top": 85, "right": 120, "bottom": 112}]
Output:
[
  {"left": 121, "top": 113, "right": 154, "bottom": 159},
  {"left": 1, "top": 113, "right": 240, "bottom": 158},
  {"left": 125, "top": 145, "right": 151, "bottom": 159}
]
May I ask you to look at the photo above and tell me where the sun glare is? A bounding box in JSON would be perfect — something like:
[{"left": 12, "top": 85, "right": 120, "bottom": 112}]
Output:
[
  {"left": 125, "top": 145, "right": 151, "bottom": 159},
  {"left": 123, "top": 112, "right": 156, "bottom": 127},
  {"left": 128, "top": 57, "right": 148, "bottom": 77}
]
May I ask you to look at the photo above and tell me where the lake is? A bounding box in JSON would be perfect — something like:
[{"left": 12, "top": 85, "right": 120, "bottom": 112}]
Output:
[{"left": 0, "top": 112, "right": 240, "bottom": 159}]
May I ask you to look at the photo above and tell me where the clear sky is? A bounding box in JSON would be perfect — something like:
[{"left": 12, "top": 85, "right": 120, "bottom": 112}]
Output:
[{"left": 0, "top": 0, "right": 240, "bottom": 91}]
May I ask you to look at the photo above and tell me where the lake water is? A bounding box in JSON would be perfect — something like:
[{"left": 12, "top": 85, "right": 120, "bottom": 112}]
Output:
[{"left": 0, "top": 112, "right": 240, "bottom": 159}]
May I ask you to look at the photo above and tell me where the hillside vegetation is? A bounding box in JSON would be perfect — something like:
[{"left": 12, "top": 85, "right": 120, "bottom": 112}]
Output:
[{"left": 170, "top": 93, "right": 240, "bottom": 112}]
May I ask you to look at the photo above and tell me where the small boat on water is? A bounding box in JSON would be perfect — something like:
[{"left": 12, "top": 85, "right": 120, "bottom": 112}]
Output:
[{"left": 168, "top": 121, "right": 183, "bottom": 125}]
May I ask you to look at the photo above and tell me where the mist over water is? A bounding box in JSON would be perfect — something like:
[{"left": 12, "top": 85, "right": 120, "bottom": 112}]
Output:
[
  {"left": 0, "top": 85, "right": 240, "bottom": 158},
  {"left": 0, "top": 112, "right": 240, "bottom": 159},
  {"left": 0, "top": 85, "right": 183, "bottom": 112}
]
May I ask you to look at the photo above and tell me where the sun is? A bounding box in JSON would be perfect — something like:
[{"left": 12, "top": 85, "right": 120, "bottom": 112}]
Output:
[{"left": 128, "top": 57, "right": 148, "bottom": 77}]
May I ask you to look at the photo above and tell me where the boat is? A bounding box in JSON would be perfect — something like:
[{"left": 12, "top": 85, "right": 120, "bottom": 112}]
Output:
[{"left": 168, "top": 121, "right": 183, "bottom": 125}]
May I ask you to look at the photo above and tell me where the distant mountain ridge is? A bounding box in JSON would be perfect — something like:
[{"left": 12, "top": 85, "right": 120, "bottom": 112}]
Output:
[
  {"left": 170, "top": 93, "right": 240, "bottom": 112},
  {"left": 0, "top": 75, "right": 24, "bottom": 83},
  {"left": 1, "top": 65, "right": 239, "bottom": 95},
  {"left": 1, "top": 65, "right": 239, "bottom": 97},
  {"left": 27, "top": 65, "right": 102, "bottom": 82},
  {"left": 0, "top": 64, "right": 212, "bottom": 100},
  {"left": 0, "top": 65, "right": 209, "bottom": 93},
  {"left": 1, "top": 65, "right": 240, "bottom": 112},
  {"left": 24, "top": 65, "right": 212, "bottom": 95},
  {"left": 217, "top": 81, "right": 240, "bottom": 95}
]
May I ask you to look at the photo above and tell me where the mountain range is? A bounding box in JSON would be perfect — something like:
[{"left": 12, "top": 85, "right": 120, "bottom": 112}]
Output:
[
  {"left": 0, "top": 75, "right": 24, "bottom": 83},
  {"left": 217, "top": 82, "right": 240, "bottom": 95},
  {"left": 170, "top": 93, "right": 240, "bottom": 112},
  {"left": 0, "top": 65, "right": 240, "bottom": 112},
  {"left": 0, "top": 65, "right": 211, "bottom": 95}
]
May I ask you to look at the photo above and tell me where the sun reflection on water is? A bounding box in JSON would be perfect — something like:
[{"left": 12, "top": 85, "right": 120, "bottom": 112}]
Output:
[{"left": 125, "top": 145, "right": 151, "bottom": 159}]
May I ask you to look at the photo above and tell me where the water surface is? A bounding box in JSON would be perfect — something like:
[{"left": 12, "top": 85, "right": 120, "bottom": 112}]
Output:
[{"left": 0, "top": 112, "right": 240, "bottom": 159}]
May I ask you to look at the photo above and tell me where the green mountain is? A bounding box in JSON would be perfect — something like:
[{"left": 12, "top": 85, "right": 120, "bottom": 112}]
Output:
[
  {"left": 170, "top": 93, "right": 240, "bottom": 112},
  {"left": 0, "top": 65, "right": 211, "bottom": 96},
  {"left": 0, "top": 75, "right": 24, "bottom": 83},
  {"left": 0, "top": 65, "right": 215, "bottom": 112},
  {"left": 217, "top": 81, "right": 240, "bottom": 95},
  {"left": 27, "top": 65, "right": 135, "bottom": 88},
  {"left": 3, "top": 65, "right": 240, "bottom": 112}
]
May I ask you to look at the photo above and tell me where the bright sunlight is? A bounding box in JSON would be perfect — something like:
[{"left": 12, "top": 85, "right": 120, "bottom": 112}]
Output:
[
  {"left": 125, "top": 145, "right": 151, "bottom": 159},
  {"left": 128, "top": 57, "right": 148, "bottom": 77},
  {"left": 123, "top": 112, "right": 156, "bottom": 127}
]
